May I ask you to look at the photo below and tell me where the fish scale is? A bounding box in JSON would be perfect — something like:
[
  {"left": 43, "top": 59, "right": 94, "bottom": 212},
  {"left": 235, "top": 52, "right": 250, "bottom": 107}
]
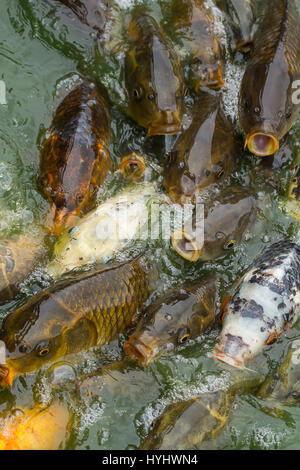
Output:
[{"left": 0, "top": 255, "right": 157, "bottom": 383}]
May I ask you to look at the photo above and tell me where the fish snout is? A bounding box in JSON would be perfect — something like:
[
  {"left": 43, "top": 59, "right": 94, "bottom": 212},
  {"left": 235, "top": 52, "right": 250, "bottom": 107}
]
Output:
[
  {"left": 171, "top": 229, "right": 203, "bottom": 262},
  {"left": 124, "top": 336, "right": 154, "bottom": 366},
  {"left": 213, "top": 333, "right": 249, "bottom": 368},
  {"left": 148, "top": 110, "right": 182, "bottom": 136},
  {"left": 245, "top": 127, "right": 279, "bottom": 157}
]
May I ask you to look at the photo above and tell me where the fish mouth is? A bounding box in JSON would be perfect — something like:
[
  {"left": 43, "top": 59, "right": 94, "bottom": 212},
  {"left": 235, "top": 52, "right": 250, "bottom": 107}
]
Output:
[
  {"left": 124, "top": 337, "right": 154, "bottom": 366},
  {"left": 213, "top": 348, "right": 244, "bottom": 369},
  {"left": 236, "top": 40, "right": 253, "bottom": 54},
  {"left": 171, "top": 230, "right": 202, "bottom": 262},
  {"left": 119, "top": 153, "right": 146, "bottom": 182},
  {"left": 44, "top": 207, "right": 80, "bottom": 236},
  {"left": 245, "top": 132, "right": 279, "bottom": 157},
  {"left": 0, "top": 365, "right": 14, "bottom": 389},
  {"left": 148, "top": 123, "right": 182, "bottom": 136}
]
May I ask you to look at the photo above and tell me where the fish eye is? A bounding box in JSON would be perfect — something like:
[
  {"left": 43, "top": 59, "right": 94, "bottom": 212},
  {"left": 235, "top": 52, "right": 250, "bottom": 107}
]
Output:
[
  {"left": 36, "top": 341, "right": 50, "bottom": 358},
  {"left": 133, "top": 86, "right": 144, "bottom": 100},
  {"left": 224, "top": 238, "right": 236, "bottom": 250},
  {"left": 286, "top": 110, "right": 292, "bottom": 119},
  {"left": 76, "top": 193, "right": 84, "bottom": 204},
  {"left": 147, "top": 93, "right": 155, "bottom": 101},
  {"left": 254, "top": 106, "right": 260, "bottom": 114},
  {"left": 177, "top": 328, "right": 190, "bottom": 344}
]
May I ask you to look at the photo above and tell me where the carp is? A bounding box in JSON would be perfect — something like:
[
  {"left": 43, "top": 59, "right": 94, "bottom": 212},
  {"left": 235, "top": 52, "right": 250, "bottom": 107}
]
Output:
[
  {"left": 39, "top": 78, "right": 112, "bottom": 236},
  {"left": 124, "top": 12, "right": 184, "bottom": 135},
  {"left": 140, "top": 368, "right": 262, "bottom": 450},
  {"left": 216, "top": 0, "right": 256, "bottom": 54},
  {"left": 0, "top": 233, "right": 46, "bottom": 305},
  {"left": 214, "top": 240, "right": 300, "bottom": 368},
  {"left": 0, "top": 255, "right": 156, "bottom": 387},
  {"left": 239, "top": 0, "right": 300, "bottom": 157},
  {"left": 124, "top": 277, "right": 218, "bottom": 365},
  {"left": 46, "top": 182, "right": 163, "bottom": 279},
  {"left": 170, "top": 0, "right": 224, "bottom": 91},
  {"left": 164, "top": 93, "right": 235, "bottom": 205},
  {"left": 171, "top": 187, "right": 256, "bottom": 262}
]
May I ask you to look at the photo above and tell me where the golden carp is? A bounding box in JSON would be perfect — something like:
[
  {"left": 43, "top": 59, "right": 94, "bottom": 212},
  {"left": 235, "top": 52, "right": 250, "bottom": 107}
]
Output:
[
  {"left": 39, "top": 78, "right": 112, "bottom": 236},
  {"left": 214, "top": 240, "right": 300, "bottom": 369},
  {"left": 216, "top": 0, "right": 256, "bottom": 53},
  {"left": 239, "top": 0, "right": 300, "bottom": 157},
  {"left": 118, "top": 153, "right": 146, "bottom": 182},
  {"left": 164, "top": 93, "right": 236, "bottom": 205},
  {"left": 170, "top": 0, "right": 224, "bottom": 91},
  {"left": 0, "top": 402, "right": 70, "bottom": 450},
  {"left": 0, "top": 255, "right": 156, "bottom": 387},
  {"left": 124, "top": 12, "right": 184, "bottom": 135},
  {"left": 0, "top": 233, "right": 46, "bottom": 305},
  {"left": 124, "top": 277, "right": 218, "bottom": 365},
  {"left": 46, "top": 182, "right": 163, "bottom": 279},
  {"left": 171, "top": 187, "right": 256, "bottom": 262}
]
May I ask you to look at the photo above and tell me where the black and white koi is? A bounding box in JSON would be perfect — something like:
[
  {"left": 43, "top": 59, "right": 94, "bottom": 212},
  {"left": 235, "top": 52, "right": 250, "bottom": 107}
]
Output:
[{"left": 214, "top": 240, "right": 300, "bottom": 368}]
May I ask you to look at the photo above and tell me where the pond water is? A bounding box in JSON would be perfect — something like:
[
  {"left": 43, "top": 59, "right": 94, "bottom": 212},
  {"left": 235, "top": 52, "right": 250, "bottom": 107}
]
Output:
[{"left": 0, "top": 0, "right": 299, "bottom": 450}]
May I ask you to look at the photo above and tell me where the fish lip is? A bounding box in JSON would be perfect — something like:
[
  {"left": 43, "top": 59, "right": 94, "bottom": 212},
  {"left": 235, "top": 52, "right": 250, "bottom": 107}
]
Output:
[
  {"left": 213, "top": 348, "right": 245, "bottom": 369},
  {"left": 147, "top": 123, "right": 182, "bottom": 136},
  {"left": 171, "top": 230, "right": 202, "bottom": 262},
  {"left": 0, "top": 364, "right": 13, "bottom": 389},
  {"left": 236, "top": 39, "right": 253, "bottom": 54},
  {"left": 245, "top": 132, "right": 279, "bottom": 157},
  {"left": 124, "top": 338, "right": 154, "bottom": 366}
]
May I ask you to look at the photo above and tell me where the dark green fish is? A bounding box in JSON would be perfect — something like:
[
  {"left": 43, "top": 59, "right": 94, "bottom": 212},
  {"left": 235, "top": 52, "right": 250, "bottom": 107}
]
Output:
[
  {"left": 124, "top": 277, "right": 218, "bottom": 365},
  {"left": 172, "top": 187, "right": 256, "bottom": 262},
  {"left": 164, "top": 93, "right": 236, "bottom": 205},
  {"left": 124, "top": 13, "right": 184, "bottom": 135},
  {"left": 239, "top": 0, "right": 300, "bottom": 157},
  {"left": 216, "top": 0, "right": 256, "bottom": 53},
  {"left": 0, "top": 255, "right": 156, "bottom": 388}
]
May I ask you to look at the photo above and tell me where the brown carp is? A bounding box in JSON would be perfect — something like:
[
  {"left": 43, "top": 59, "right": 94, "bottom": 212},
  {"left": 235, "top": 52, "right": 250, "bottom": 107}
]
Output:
[
  {"left": 239, "top": 0, "right": 300, "bottom": 157},
  {"left": 0, "top": 233, "right": 46, "bottom": 305},
  {"left": 39, "top": 78, "right": 112, "bottom": 236},
  {"left": 124, "top": 13, "right": 184, "bottom": 135},
  {"left": 164, "top": 93, "right": 236, "bottom": 205},
  {"left": 0, "top": 255, "right": 156, "bottom": 388},
  {"left": 172, "top": 187, "right": 256, "bottom": 262},
  {"left": 170, "top": 0, "right": 224, "bottom": 91},
  {"left": 124, "top": 277, "right": 218, "bottom": 365},
  {"left": 0, "top": 402, "right": 70, "bottom": 450},
  {"left": 216, "top": 0, "right": 256, "bottom": 54}
]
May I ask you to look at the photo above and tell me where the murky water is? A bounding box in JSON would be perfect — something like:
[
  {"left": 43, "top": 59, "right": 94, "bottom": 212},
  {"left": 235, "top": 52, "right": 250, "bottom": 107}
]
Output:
[{"left": 0, "top": 0, "right": 299, "bottom": 450}]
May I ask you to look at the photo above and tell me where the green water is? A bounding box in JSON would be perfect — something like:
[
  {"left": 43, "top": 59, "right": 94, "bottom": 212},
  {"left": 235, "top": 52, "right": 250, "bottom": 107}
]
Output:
[{"left": 0, "top": 0, "right": 299, "bottom": 450}]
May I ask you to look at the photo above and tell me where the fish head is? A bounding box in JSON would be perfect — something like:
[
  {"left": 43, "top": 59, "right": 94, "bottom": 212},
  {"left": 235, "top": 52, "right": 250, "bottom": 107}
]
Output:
[
  {"left": 119, "top": 153, "right": 146, "bottom": 182},
  {"left": 0, "top": 290, "right": 98, "bottom": 385},
  {"left": 190, "top": 57, "right": 224, "bottom": 92},
  {"left": 171, "top": 188, "right": 256, "bottom": 262},
  {"left": 124, "top": 279, "right": 217, "bottom": 365},
  {"left": 125, "top": 20, "right": 184, "bottom": 135},
  {"left": 239, "top": 61, "right": 298, "bottom": 157}
]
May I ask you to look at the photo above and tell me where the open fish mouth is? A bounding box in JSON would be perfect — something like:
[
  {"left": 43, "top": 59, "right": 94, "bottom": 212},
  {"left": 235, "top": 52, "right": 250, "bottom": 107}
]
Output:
[
  {"left": 171, "top": 230, "right": 202, "bottom": 262},
  {"left": 124, "top": 337, "right": 154, "bottom": 366},
  {"left": 245, "top": 132, "right": 279, "bottom": 157}
]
